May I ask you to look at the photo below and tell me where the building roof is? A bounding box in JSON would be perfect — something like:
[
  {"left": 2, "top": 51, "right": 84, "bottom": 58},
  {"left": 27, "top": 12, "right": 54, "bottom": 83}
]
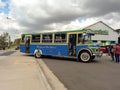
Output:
[
  {"left": 115, "top": 29, "right": 120, "bottom": 31},
  {"left": 83, "top": 21, "right": 115, "bottom": 31},
  {"left": 115, "top": 29, "right": 120, "bottom": 34}
]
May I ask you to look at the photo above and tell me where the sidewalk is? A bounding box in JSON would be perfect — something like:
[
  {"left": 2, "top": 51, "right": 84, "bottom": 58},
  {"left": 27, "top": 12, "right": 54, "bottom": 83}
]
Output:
[{"left": 0, "top": 51, "right": 67, "bottom": 90}]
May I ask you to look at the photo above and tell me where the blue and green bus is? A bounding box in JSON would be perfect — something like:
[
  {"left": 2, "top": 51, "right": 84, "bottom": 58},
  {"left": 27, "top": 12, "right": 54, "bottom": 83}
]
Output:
[{"left": 20, "top": 29, "right": 102, "bottom": 62}]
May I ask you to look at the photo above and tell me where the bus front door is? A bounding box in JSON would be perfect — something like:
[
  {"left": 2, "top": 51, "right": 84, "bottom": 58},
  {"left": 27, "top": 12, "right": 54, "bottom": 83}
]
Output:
[
  {"left": 25, "top": 36, "right": 30, "bottom": 53},
  {"left": 68, "top": 34, "right": 76, "bottom": 56}
]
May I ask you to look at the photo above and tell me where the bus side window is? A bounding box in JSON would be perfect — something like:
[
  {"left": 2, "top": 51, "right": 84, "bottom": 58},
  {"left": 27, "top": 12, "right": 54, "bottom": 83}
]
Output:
[
  {"left": 21, "top": 35, "right": 25, "bottom": 43},
  {"left": 78, "top": 34, "right": 83, "bottom": 44},
  {"left": 61, "top": 34, "right": 67, "bottom": 42},
  {"left": 32, "top": 34, "right": 40, "bottom": 43},
  {"left": 42, "top": 34, "right": 52, "bottom": 43},
  {"left": 54, "top": 34, "right": 67, "bottom": 43}
]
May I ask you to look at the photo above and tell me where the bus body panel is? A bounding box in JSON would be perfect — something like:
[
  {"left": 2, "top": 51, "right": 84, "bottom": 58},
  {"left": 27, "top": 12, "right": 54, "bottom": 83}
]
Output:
[
  {"left": 76, "top": 45, "right": 89, "bottom": 56},
  {"left": 20, "top": 44, "right": 26, "bottom": 53},
  {"left": 20, "top": 43, "right": 97, "bottom": 57},
  {"left": 20, "top": 44, "right": 68, "bottom": 57},
  {"left": 76, "top": 44, "right": 99, "bottom": 56}
]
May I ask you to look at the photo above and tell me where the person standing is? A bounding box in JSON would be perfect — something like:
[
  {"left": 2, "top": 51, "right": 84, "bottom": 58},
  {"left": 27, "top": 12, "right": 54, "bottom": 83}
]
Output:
[
  {"left": 114, "top": 44, "right": 120, "bottom": 63},
  {"left": 109, "top": 45, "right": 114, "bottom": 61},
  {"left": 106, "top": 46, "right": 110, "bottom": 55}
]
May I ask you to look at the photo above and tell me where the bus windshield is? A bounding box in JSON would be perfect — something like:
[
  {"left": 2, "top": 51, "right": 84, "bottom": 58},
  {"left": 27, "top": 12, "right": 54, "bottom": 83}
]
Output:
[
  {"left": 83, "top": 33, "right": 94, "bottom": 43},
  {"left": 84, "top": 34, "right": 91, "bottom": 41}
]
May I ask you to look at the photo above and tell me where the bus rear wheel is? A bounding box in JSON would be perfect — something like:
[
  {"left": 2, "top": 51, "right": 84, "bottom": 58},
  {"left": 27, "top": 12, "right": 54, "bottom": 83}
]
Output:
[
  {"left": 78, "top": 51, "right": 91, "bottom": 63},
  {"left": 35, "top": 50, "right": 42, "bottom": 58}
]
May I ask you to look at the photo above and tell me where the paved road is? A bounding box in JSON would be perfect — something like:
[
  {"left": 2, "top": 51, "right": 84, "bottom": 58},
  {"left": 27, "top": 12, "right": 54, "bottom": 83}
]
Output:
[
  {"left": 0, "top": 50, "right": 16, "bottom": 56},
  {"left": 41, "top": 55, "right": 120, "bottom": 90}
]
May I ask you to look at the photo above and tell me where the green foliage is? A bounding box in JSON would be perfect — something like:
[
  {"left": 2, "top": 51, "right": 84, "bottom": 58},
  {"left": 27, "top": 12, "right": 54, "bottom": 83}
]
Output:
[{"left": 0, "top": 32, "right": 9, "bottom": 48}]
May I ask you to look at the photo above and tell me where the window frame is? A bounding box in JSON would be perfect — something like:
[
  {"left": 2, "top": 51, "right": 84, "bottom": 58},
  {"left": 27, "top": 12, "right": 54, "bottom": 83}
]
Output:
[
  {"left": 78, "top": 33, "right": 83, "bottom": 44},
  {"left": 42, "top": 33, "right": 53, "bottom": 43},
  {"left": 54, "top": 33, "right": 67, "bottom": 43},
  {"left": 31, "top": 34, "right": 41, "bottom": 43}
]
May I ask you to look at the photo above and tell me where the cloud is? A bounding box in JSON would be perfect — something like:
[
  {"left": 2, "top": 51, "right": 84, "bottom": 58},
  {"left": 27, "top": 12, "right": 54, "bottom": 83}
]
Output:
[
  {"left": 0, "top": 13, "right": 21, "bottom": 41},
  {"left": 82, "top": 0, "right": 120, "bottom": 17},
  {"left": 0, "top": 0, "right": 6, "bottom": 7},
  {"left": 9, "top": 0, "right": 90, "bottom": 32},
  {"left": 0, "top": 0, "right": 120, "bottom": 41}
]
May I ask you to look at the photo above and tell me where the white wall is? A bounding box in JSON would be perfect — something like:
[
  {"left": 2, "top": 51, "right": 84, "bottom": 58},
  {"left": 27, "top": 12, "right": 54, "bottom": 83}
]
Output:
[{"left": 85, "top": 22, "right": 119, "bottom": 43}]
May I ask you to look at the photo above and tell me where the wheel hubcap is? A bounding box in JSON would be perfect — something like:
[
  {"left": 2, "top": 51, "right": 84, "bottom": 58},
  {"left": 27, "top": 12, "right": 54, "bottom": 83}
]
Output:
[
  {"left": 36, "top": 51, "right": 41, "bottom": 57},
  {"left": 81, "top": 52, "right": 90, "bottom": 61}
]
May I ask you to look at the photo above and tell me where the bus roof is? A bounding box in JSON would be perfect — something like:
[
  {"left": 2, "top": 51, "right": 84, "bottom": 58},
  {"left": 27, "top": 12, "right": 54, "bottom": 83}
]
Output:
[{"left": 21, "top": 29, "right": 93, "bottom": 35}]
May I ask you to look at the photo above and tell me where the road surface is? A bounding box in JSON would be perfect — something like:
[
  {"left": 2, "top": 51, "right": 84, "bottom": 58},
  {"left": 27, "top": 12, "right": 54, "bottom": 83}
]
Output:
[{"left": 41, "top": 55, "right": 120, "bottom": 90}]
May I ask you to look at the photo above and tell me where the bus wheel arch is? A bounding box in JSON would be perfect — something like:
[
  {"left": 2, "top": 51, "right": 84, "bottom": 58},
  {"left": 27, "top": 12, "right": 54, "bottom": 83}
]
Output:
[
  {"left": 34, "top": 49, "right": 42, "bottom": 58},
  {"left": 78, "top": 50, "right": 92, "bottom": 63}
]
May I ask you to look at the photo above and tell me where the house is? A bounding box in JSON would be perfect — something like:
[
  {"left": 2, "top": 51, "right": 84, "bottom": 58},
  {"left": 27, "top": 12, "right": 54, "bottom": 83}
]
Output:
[{"left": 83, "top": 21, "right": 119, "bottom": 45}]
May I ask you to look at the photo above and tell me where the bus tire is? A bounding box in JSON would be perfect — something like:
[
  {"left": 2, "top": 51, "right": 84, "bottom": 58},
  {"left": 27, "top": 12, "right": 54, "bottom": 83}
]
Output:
[
  {"left": 78, "top": 51, "right": 91, "bottom": 63},
  {"left": 35, "top": 50, "right": 42, "bottom": 58}
]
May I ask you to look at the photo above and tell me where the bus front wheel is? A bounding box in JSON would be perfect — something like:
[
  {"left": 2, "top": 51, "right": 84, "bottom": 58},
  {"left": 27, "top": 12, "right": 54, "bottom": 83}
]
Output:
[
  {"left": 35, "top": 50, "right": 42, "bottom": 58},
  {"left": 78, "top": 51, "right": 91, "bottom": 63}
]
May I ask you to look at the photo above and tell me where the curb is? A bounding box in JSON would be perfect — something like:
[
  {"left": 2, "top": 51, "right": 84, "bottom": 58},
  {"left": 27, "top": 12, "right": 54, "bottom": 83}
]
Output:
[
  {"left": 36, "top": 59, "right": 52, "bottom": 90},
  {"left": 36, "top": 59, "right": 68, "bottom": 90}
]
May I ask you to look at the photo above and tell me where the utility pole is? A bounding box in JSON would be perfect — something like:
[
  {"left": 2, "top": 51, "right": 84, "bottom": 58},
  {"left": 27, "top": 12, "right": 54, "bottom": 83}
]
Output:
[{"left": 6, "top": 16, "right": 11, "bottom": 48}]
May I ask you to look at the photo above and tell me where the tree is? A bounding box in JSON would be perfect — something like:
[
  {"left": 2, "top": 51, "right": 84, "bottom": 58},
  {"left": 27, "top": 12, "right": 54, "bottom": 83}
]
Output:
[{"left": 0, "top": 32, "right": 10, "bottom": 49}]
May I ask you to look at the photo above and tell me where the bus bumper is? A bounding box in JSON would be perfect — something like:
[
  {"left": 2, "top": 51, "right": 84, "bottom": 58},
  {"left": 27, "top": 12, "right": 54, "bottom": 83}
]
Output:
[{"left": 93, "top": 51, "right": 103, "bottom": 57}]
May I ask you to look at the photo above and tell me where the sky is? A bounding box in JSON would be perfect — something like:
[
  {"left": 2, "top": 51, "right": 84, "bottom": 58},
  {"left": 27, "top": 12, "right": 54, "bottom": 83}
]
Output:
[{"left": 0, "top": 0, "right": 120, "bottom": 41}]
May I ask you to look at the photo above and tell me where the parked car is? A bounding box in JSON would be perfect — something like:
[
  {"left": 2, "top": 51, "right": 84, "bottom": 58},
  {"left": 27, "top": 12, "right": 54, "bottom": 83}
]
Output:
[{"left": 100, "top": 46, "right": 107, "bottom": 53}]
